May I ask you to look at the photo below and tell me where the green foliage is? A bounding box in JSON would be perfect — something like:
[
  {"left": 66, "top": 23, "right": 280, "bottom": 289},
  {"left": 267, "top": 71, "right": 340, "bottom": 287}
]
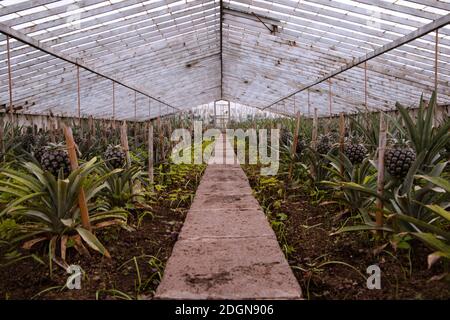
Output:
[
  {"left": 253, "top": 176, "right": 284, "bottom": 210},
  {"left": 251, "top": 92, "right": 450, "bottom": 269},
  {"left": 0, "top": 157, "right": 128, "bottom": 260},
  {"left": 393, "top": 92, "right": 450, "bottom": 168},
  {"left": 0, "top": 218, "right": 19, "bottom": 242},
  {"left": 321, "top": 153, "right": 378, "bottom": 214},
  {"left": 349, "top": 111, "right": 380, "bottom": 152},
  {"left": 98, "top": 164, "right": 143, "bottom": 209}
]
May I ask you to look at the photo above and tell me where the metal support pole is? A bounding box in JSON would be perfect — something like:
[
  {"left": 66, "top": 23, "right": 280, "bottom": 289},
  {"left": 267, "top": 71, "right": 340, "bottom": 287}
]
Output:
[
  {"left": 364, "top": 61, "right": 368, "bottom": 111},
  {"left": 262, "top": 14, "right": 450, "bottom": 110},
  {"left": 328, "top": 78, "right": 332, "bottom": 117},
  {"left": 6, "top": 36, "right": 13, "bottom": 118},
  {"left": 307, "top": 89, "right": 310, "bottom": 117},
  {"left": 134, "top": 91, "right": 137, "bottom": 122},
  {"left": 77, "top": 65, "right": 81, "bottom": 125},
  {"left": 214, "top": 101, "right": 217, "bottom": 127},
  {"left": 339, "top": 113, "right": 345, "bottom": 175},
  {"left": 311, "top": 108, "right": 318, "bottom": 178},
  {"left": 112, "top": 81, "right": 116, "bottom": 128},
  {"left": 148, "top": 122, "right": 154, "bottom": 188},
  {"left": 227, "top": 100, "right": 231, "bottom": 128},
  {"left": 435, "top": 28, "right": 439, "bottom": 101},
  {"left": 328, "top": 78, "right": 332, "bottom": 132},
  {"left": 148, "top": 98, "right": 151, "bottom": 118},
  {"left": 293, "top": 94, "right": 296, "bottom": 114}
]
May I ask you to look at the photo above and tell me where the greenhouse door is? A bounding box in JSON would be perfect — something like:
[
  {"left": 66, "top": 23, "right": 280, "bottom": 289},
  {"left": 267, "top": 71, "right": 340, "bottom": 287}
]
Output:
[{"left": 213, "top": 100, "right": 230, "bottom": 130}]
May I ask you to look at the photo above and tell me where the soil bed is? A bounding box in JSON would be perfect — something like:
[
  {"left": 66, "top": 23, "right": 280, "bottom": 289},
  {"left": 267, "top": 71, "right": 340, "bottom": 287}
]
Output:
[
  {"left": 0, "top": 205, "right": 186, "bottom": 300},
  {"left": 244, "top": 165, "right": 450, "bottom": 300},
  {"left": 0, "top": 165, "right": 204, "bottom": 300}
]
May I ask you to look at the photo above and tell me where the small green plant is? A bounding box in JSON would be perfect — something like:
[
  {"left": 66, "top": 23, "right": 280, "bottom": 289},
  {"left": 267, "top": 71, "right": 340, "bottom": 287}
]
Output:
[{"left": 98, "top": 164, "right": 143, "bottom": 209}]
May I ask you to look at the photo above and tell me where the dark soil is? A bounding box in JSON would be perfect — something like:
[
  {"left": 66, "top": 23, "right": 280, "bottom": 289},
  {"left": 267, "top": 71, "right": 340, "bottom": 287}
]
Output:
[
  {"left": 0, "top": 204, "right": 187, "bottom": 300},
  {"left": 0, "top": 165, "right": 205, "bottom": 300},
  {"left": 283, "top": 197, "right": 450, "bottom": 299},
  {"left": 244, "top": 166, "right": 450, "bottom": 300}
]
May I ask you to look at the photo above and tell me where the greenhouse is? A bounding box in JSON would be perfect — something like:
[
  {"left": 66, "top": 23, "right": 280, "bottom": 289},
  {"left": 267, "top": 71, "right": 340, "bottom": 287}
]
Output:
[{"left": 0, "top": 0, "right": 449, "bottom": 303}]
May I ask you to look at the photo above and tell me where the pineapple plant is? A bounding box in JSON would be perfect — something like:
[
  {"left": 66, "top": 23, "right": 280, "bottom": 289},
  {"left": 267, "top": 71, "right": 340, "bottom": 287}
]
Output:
[
  {"left": 385, "top": 144, "right": 416, "bottom": 179},
  {"left": 444, "top": 138, "right": 450, "bottom": 160},
  {"left": 21, "top": 127, "right": 35, "bottom": 153},
  {"left": 295, "top": 137, "right": 305, "bottom": 156},
  {"left": 316, "top": 134, "right": 331, "bottom": 155},
  {"left": 280, "top": 127, "right": 305, "bottom": 156},
  {"left": 280, "top": 127, "right": 291, "bottom": 146},
  {"left": 40, "top": 143, "right": 71, "bottom": 177},
  {"left": 32, "top": 133, "right": 50, "bottom": 162},
  {"left": 104, "top": 145, "right": 126, "bottom": 168},
  {"left": 394, "top": 92, "right": 449, "bottom": 167},
  {"left": 34, "top": 148, "right": 45, "bottom": 163},
  {"left": 344, "top": 143, "right": 367, "bottom": 165},
  {"left": 340, "top": 132, "right": 367, "bottom": 165}
]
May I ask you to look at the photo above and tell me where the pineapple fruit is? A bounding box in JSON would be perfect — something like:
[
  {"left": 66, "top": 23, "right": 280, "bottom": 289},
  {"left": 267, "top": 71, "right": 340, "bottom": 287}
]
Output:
[{"left": 104, "top": 145, "right": 126, "bottom": 168}]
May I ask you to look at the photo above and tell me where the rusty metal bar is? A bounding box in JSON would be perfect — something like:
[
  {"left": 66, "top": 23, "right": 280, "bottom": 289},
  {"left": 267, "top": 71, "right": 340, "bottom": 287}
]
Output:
[
  {"left": 6, "top": 36, "right": 13, "bottom": 115},
  {"left": 134, "top": 91, "right": 137, "bottom": 122},
  {"left": 364, "top": 61, "right": 368, "bottom": 110},
  {"left": 77, "top": 65, "right": 81, "bottom": 123},
  {"left": 112, "top": 81, "right": 116, "bottom": 126},
  {"left": 328, "top": 78, "right": 332, "bottom": 116},
  {"left": 307, "top": 89, "right": 310, "bottom": 116},
  {"left": 435, "top": 28, "right": 439, "bottom": 101}
]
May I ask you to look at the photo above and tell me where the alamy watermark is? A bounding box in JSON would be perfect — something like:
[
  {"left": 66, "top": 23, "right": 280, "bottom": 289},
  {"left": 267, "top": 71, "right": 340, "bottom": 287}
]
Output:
[
  {"left": 170, "top": 121, "right": 279, "bottom": 175},
  {"left": 66, "top": 4, "right": 82, "bottom": 30},
  {"left": 366, "top": 265, "right": 381, "bottom": 290},
  {"left": 66, "top": 264, "right": 82, "bottom": 290}
]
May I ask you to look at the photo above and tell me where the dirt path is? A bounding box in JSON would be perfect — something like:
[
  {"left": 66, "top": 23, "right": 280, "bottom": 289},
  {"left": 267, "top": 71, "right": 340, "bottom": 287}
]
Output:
[{"left": 155, "top": 134, "right": 302, "bottom": 299}]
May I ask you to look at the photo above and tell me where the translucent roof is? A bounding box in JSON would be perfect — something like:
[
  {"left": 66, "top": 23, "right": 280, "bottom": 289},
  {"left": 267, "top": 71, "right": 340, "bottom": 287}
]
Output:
[{"left": 0, "top": 0, "right": 449, "bottom": 120}]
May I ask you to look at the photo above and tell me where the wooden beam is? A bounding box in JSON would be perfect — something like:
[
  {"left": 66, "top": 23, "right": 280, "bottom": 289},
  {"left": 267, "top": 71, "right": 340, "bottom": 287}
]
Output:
[
  {"left": 120, "top": 121, "right": 131, "bottom": 168},
  {"left": 376, "top": 112, "right": 387, "bottom": 230},
  {"left": 288, "top": 111, "right": 301, "bottom": 182},
  {"left": 63, "top": 124, "right": 92, "bottom": 232}
]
